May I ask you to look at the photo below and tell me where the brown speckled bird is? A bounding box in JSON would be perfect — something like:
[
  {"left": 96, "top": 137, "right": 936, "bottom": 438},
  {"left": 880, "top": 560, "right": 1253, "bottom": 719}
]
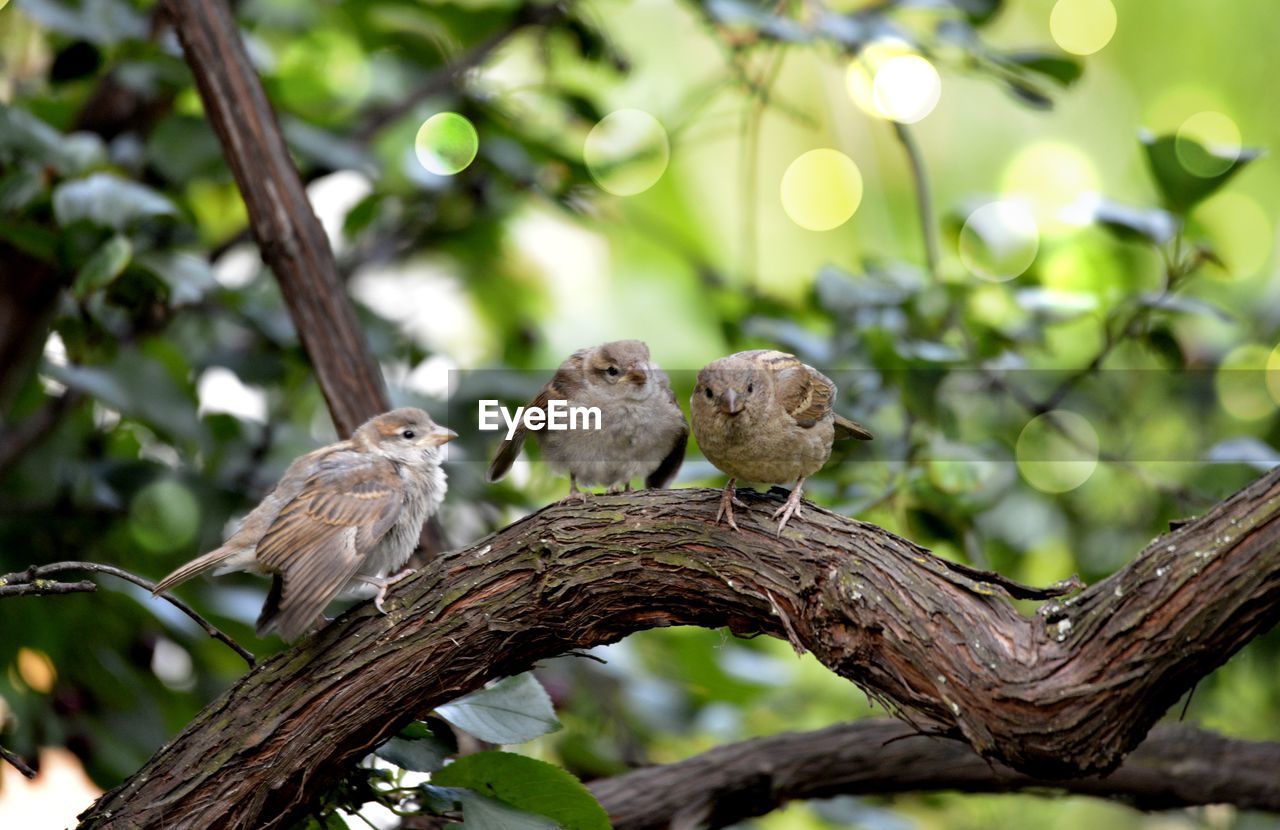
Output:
[
  {"left": 691, "top": 350, "right": 872, "bottom": 534},
  {"left": 152, "top": 408, "right": 456, "bottom": 641},
  {"left": 487, "top": 340, "right": 687, "bottom": 498}
]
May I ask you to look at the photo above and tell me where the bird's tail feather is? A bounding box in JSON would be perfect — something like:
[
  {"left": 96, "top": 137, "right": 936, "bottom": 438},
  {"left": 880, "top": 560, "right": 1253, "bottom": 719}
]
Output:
[
  {"left": 834, "top": 414, "right": 874, "bottom": 441},
  {"left": 151, "top": 546, "right": 237, "bottom": 595},
  {"left": 486, "top": 432, "right": 525, "bottom": 482}
]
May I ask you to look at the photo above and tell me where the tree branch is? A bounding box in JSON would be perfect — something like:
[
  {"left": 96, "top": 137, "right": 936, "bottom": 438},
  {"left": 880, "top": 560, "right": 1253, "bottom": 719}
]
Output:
[
  {"left": 160, "top": 0, "right": 387, "bottom": 438},
  {"left": 590, "top": 720, "right": 1280, "bottom": 829},
  {"left": 79, "top": 466, "right": 1280, "bottom": 829},
  {"left": 0, "top": 562, "right": 255, "bottom": 667}
]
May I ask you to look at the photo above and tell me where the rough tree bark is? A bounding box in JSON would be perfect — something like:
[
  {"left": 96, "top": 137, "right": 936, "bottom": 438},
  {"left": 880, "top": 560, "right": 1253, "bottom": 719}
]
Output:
[
  {"left": 80, "top": 466, "right": 1280, "bottom": 829},
  {"left": 590, "top": 720, "right": 1280, "bottom": 830}
]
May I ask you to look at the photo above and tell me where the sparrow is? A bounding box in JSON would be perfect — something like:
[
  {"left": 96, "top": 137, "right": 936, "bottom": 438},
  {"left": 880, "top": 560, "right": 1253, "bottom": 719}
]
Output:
[
  {"left": 691, "top": 350, "right": 872, "bottom": 534},
  {"left": 486, "top": 340, "right": 688, "bottom": 498},
  {"left": 152, "top": 408, "right": 456, "bottom": 641}
]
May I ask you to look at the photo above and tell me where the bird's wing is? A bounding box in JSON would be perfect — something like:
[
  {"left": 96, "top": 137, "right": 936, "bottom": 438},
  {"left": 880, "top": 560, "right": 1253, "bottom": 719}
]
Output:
[
  {"left": 765, "top": 351, "right": 835, "bottom": 429},
  {"left": 255, "top": 450, "right": 405, "bottom": 639},
  {"left": 486, "top": 357, "right": 585, "bottom": 481},
  {"left": 764, "top": 351, "right": 873, "bottom": 440},
  {"left": 646, "top": 378, "right": 688, "bottom": 488}
]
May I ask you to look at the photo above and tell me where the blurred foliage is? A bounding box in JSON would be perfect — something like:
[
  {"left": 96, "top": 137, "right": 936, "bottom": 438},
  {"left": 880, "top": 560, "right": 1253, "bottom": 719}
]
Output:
[{"left": 1, "top": 0, "right": 1279, "bottom": 827}]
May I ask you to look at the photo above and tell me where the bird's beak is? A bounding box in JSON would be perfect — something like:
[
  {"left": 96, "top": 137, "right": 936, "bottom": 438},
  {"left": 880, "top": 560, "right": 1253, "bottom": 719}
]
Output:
[
  {"left": 624, "top": 362, "right": 649, "bottom": 385},
  {"left": 719, "top": 389, "right": 742, "bottom": 416},
  {"left": 426, "top": 427, "right": 458, "bottom": 446}
]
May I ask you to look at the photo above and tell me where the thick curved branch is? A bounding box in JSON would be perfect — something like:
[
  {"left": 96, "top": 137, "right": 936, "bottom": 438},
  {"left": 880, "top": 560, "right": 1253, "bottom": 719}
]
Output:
[
  {"left": 591, "top": 720, "right": 1280, "bottom": 829},
  {"left": 81, "top": 468, "right": 1280, "bottom": 829}
]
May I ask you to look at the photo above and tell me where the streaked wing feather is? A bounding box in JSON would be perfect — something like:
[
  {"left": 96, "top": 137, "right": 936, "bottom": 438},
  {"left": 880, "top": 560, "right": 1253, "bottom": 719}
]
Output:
[
  {"left": 255, "top": 451, "right": 404, "bottom": 639},
  {"left": 761, "top": 351, "right": 834, "bottom": 428}
]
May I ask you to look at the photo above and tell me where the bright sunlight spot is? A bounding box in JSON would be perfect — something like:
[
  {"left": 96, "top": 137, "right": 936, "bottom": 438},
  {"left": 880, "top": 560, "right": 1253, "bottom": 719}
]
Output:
[
  {"left": 1049, "top": 0, "right": 1117, "bottom": 56},
  {"left": 780, "top": 149, "right": 863, "bottom": 231},
  {"left": 415, "top": 113, "right": 480, "bottom": 177},
  {"left": 1016, "top": 410, "right": 1100, "bottom": 493},
  {"left": 583, "top": 109, "right": 671, "bottom": 196}
]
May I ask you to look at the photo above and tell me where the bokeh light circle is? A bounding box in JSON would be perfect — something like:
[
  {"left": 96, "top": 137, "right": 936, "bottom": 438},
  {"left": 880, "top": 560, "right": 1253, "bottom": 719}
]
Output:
[
  {"left": 1198, "top": 192, "right": 1272, "bottom": 279},
  {"left": 780, "top": 149, "right": 863, "bottom": 231},
  {"left": 583, "top": 109, "right": 670, "bottom": 196},
  {"left": 999, "top": 141, "right": 1099, "bottom": 232},
  {"left": 415, "top": 113, "right": 479, "bottom": 176},
  {"left": 959, "top": 200, "right": 1040, "bottom": 282},
  {"left": 1049, "top": 0, "right": 1117, "bottom": 56},
  {"left": 1266, "top": 344, "right": 1280, "bottom": 407},
  {"left": 130, "top": 479, "right": 201, "bottom": 554},
  {"left": 872, "top": 55, "right": 941, "bottom": 124},
  {"left": 1016, "top": 411, "right": 1100, "bottom": 493},
  {"left": 1175, "top": 111, "right": 1241, "bottom": 177},
  {"left": 1216, "top": 344, "right": 1275, "bottom": 421}
]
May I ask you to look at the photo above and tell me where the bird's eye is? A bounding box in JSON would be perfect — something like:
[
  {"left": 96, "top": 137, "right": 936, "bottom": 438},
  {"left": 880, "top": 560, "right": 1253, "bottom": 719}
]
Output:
[
  {"left": 704, "top": 387, "right": 713, "bottom": 399},
  {"left": 606, "top": 366, "right": 619, "bottom": 377},
  {"left": 747, "top": 383, "right": 754, "bottom": 394},
  {"left": 401, "top": 429, "right": 416, "bottom": 439}
]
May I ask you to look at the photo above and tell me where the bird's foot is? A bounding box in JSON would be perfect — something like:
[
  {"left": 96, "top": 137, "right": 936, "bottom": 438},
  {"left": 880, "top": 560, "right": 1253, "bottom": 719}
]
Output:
[
  {"left": 358, "top": 568, "right": 414, "bottom": 614},
  {"left": 771, "top": 481, "right": 806, "bottom": 536},
  {"left": 714, "top": 480, "right": 746, "bottom": 531}
]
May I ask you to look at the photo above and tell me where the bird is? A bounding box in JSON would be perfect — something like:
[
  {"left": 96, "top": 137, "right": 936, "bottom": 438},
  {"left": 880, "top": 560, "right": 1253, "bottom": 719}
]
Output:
[
  {"left": 690, "top": 350, "right": 872, "bottom": 534},
  {"left": 152, "top": 407, "right": 456, "bottom": 641},
  {"left": 486, "top": 340, "right": 688, "bottom": 499}
]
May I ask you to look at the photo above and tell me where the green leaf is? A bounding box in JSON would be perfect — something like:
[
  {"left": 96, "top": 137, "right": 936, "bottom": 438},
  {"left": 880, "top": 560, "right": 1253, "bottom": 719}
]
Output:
[
  {"left": 0, "top": 165, "right": 47, "bottom": 212},
  {"left": 1003, "top": 77, "right": 1053, "bottom": 110},
  {"left": 436, "top": 674, "right": 561, "bottom": 745},
  {"left": 950, "top": 0, "right": 1003, "bottom": 25},
  {"left": 1206, "top": 438, "right": 1280, "bottom": 472},
  {"left": 1091, "top": 198, "right": 1177, "bottom": 244},
  {"left": 73, "top": 234, "right": 132, "bottom": 297},
  {"left": 1138, "top": 292, "right": 1232, "bottom": 321},
  {"left": 432, "top": 752, "right": 609, "bottom": 830},
  {"left": 0, "top": 106, "right": 107, "bottom": 174},
  {"left": 53, "top": 173, "right": 177, "bottom": 230},
  {"left": 1004, "top": 52, "right": 1082, "bottom": 86},
  {"left": 0, "top": 218, "right": 59, "bottom": 261},
  {"left": 49, "top": 346, "right": 199, "bottom": 442},
  {"left": 453, "top": 790, "right": 561, "bottom": 830},
  {"left": 15, "top": 0, "right": 149, "bottom": 46},
  {"left": 134, "top": 251, "right": 217, "bottom": 306},
  {"left": 375, "top": 722, "right": 456, "bottom": 772},
  {"left": 1141, "top": 131, "right": 1263, "bottom": 214}
]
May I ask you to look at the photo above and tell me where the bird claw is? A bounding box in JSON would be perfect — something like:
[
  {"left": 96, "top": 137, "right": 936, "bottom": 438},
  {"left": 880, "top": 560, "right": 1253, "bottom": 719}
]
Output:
[
  {"left": 363, "top": 568, "right": 413, "bottom": 615},
  {"left": 771, "top": 484, "right": 805, "bottom": 536},
  {"left": 715, "top": 481, "right": 743, "bottom": 531}
]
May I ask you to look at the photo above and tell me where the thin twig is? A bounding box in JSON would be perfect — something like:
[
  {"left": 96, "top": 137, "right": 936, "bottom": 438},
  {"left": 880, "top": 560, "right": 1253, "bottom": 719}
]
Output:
[
  {"left": 0, "top": 562, "right": 256, "bottom": 666},
  {"left": 891, "top": 121, "right": 940, "bottom": 280},
  {"left": 1, "top": 744, "right": 37, "bottom": 779},
  {"left": 0, "top": 579, "right": 97, "bottom": 598}
]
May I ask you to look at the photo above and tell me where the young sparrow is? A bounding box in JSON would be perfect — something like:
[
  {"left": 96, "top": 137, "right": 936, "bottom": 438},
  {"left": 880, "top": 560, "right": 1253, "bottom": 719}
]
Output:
[
  {"left": 152, "top": 408, "right": 456, "bottom": 641},
  {"left": 691, "top": 350, "right": 872, "bottom": 534},
  {"left": 486, "top": 340, "right": 688, "bottom": 498}
]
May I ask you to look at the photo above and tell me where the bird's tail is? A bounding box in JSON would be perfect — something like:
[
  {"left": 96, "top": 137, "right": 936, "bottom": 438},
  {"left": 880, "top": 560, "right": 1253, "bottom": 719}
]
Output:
[
  {"left": 151, "top": 546, "right": 238, "bottom": 595},
  {"left": 834, "top": 414, "right": 874, "bottom": 441},
  {"left": 486, "top": 431, "right": 526, "bottom": 482}
]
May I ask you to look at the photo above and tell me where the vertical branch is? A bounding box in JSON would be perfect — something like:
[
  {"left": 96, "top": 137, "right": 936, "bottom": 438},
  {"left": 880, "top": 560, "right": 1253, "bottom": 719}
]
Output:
[
  {"left": 160, "top": 0, "right": 447, "bottom": 553},
  {"left": 159, "top": 0, "right": 386, "bottom": 438}
]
